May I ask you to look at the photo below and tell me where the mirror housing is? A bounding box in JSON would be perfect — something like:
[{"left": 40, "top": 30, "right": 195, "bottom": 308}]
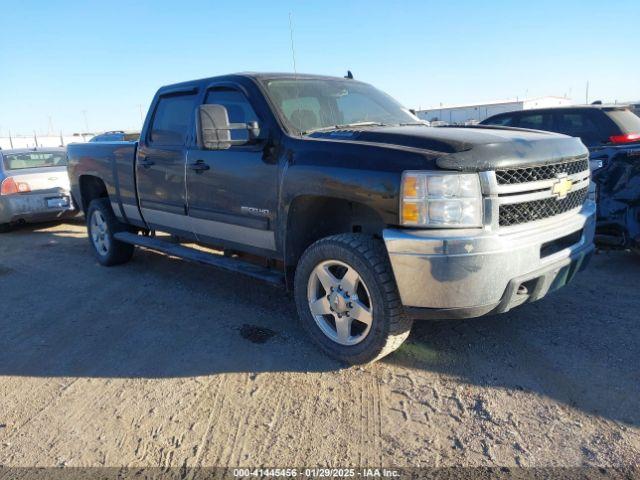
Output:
[{"left": 196, "top": 104, "right": 261, "bottom": 150}]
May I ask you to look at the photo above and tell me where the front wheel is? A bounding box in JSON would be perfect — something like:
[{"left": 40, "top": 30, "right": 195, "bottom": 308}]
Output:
[
  {"left": 294, "top": 234, "right": 413, "bottom": 364},
  {"left": 0, "top": 223, "right": 11, "bottom": 233},
  {"left": 86, "top": 198, "right": 134, "bottom": 266}
]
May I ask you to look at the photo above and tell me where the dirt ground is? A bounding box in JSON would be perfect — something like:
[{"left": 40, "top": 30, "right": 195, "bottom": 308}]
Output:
[{"left": 0, "top": 220, "right": 638, "bottom": 469}]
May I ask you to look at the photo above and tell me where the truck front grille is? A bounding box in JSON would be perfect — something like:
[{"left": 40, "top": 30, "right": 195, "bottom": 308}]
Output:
[
  {"left": 496, "top": 157, "right": 589, "bottom": 185},
  {"left": 499, "top": 187, "right": 588, "bottom": 227}
]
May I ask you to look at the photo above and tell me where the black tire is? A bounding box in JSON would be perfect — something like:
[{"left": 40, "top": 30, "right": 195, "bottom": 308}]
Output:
[
  {"left": 86, "top": 198, "right": 134, "bottom": 266},
  {"left": 294, "top": 233, "right": 413, "bottom": 364},
  {"left": 0, "top": 223, "right": 11, "bottom": 233}
]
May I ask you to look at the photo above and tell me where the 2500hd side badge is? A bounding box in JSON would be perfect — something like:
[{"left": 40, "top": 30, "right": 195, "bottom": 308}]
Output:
[{"left": 241, "top": 206, "right": 270, "bottom": 217}]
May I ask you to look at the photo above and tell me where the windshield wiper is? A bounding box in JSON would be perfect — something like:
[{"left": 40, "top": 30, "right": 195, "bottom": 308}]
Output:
[{"left": 303, "top": 121, "right": 388, "bottom": 135}]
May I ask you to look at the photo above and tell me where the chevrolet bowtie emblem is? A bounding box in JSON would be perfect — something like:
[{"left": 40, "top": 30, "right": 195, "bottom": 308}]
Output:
[{"left": 551, "top": 175, "right": 573, "bottom": 200}]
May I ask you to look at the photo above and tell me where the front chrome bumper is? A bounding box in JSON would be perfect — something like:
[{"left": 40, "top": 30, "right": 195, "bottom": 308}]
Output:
[
  {"left": 0, "top": 190, "right": 76, "bottom": 225},
  {"left": 383, "top": 200, "right": 596, "bottom": 319}
]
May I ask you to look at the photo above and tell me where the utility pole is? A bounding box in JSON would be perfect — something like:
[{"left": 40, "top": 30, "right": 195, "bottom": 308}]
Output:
[
  {"left": 138, "top": 104, "right": 144, "bottom": 123},
  {"left": 82, "top": 110, "right": 89, "bottom": 132},
  {"left": 8, "top": 129, "right": 14, "bottom": 149},
  {"left": 585, "top": 81, "right": 589, "bottom": 104}
]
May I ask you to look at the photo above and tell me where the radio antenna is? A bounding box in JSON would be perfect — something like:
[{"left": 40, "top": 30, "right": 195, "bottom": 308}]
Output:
[
  {"left": 288, "top": 12, "right": 298, "bottom": 76},
  {"left": 288, "top": 12, "right": 302, "bottom": 135}
]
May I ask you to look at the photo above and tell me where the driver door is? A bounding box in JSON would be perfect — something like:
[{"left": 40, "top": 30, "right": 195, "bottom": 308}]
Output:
[{"left": 186, "top": 85, "right": 278, "bottom": 252}]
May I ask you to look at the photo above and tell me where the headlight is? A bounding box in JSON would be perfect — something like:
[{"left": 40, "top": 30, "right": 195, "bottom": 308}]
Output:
[{"left": 401, "top": 171, "right": 483, "bottom": 227}]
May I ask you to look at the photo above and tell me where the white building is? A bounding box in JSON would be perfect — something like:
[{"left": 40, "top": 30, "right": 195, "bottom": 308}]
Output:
[
  {"left": 416, "top": 97, "right": 573, "bottom": 124},
  {"left": 0, "top": 133, "right": 94, "bottom": 150}
]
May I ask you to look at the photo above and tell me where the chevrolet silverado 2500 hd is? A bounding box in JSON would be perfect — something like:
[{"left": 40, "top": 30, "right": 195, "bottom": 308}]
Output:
[{"left": 67, "top": 73, "right": 595, "bottom": 364}]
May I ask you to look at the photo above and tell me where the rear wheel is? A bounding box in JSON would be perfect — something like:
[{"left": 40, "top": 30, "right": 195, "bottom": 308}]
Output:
[
  {"left": 294, "top": 234, "right": 413, "bottom": 364},
  {"left": 0, "top": 223, "right": 11, "bottom": 233},
  {"left": 87, "top": 198, "right": 134, "bottom": 266}
]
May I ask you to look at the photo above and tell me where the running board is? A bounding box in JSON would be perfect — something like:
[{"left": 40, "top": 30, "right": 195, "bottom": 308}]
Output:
[{"left": 113, "top": 232, "right": 284, "bottom": 286}]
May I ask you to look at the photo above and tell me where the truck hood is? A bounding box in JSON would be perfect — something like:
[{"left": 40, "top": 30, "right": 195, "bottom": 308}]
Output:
[{"left": 308, "top": 125, "right": 588, "bottom": 171}]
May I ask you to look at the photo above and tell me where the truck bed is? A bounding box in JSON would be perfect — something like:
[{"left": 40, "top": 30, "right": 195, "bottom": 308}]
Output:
[{"left": 67, "top": 141, "right": 139, "bottom": 221}]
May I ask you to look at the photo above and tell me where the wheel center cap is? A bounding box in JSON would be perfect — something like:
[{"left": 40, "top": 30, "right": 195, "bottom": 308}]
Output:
[{"left": 329, "top": 291, "right": 349, "bottom": 314}]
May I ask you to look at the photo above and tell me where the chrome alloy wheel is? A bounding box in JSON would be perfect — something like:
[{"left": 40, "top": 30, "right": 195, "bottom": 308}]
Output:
[
  {"left": 307, "top": 259, "right": 373, "bottom": 346},
  {"left": 90, "top": 209, "right": 110, "bottom": 256}
]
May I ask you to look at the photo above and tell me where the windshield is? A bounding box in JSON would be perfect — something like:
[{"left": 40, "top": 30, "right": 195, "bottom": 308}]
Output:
[
  {"left": 2, "top": 151, "right": 67, "bottom": 171},
  {"left": 264, "top": 79, "right": 422, "bottom": 134}
]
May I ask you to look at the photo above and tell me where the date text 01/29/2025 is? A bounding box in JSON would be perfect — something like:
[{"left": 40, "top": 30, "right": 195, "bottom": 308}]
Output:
[{"left": 232, "top": 468, "right": 400, "bottom": 478}]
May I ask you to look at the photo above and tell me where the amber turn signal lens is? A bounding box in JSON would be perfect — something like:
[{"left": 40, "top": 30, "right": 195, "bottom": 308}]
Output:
[
  {"left": 403, "top": 175, "right": 419, "bottom": 198},
  {"left": 402, "top": 203, "right": 420, "bottom": 223}
]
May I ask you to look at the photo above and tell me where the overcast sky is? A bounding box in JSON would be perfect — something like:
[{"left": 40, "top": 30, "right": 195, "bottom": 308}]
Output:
[{"left": 1, "top": 0, "right": 638, "bottom": 135}]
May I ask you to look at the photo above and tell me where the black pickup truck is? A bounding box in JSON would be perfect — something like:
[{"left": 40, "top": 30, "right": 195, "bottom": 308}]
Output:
[{"left": 67, "top": 73, "right": 595, "bottom": 364}]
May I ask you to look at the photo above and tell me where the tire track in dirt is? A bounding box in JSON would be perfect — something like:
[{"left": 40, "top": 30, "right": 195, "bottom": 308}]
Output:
[
  {"left": 218, "top": 374, "right": 253, "bottom": 468},
  {"left": 1, "top": 378, "right": 79, "bottom": 446},
  {"left": 287, "top": 374, "right": 329, "bottom": 466},
  {"left": 373, "top": 373, "right": 384, "bottom": 466},
  {"left": 184, "top": 375, "right": 230, "bottom": 473},
  {"left": 249, "top": 373, "right": 287, "bottom": 464}
]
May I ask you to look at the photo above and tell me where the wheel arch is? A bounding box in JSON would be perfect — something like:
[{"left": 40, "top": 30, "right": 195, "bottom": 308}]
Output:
[
  {"left": 284, "top": 194, "right": 388, "bottom": 269},
  {"left": 78, "top": 175, "right": 109, "bottom": 215}
]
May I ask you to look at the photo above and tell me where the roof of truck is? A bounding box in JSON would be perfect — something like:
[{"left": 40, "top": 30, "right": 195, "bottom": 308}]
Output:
[{"left": 157, "top": 72, "right": 366, "bottom": 93}]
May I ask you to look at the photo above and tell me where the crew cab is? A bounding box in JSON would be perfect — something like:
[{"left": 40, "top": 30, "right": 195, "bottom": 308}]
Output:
[
  {"left": 67, "top": 73, "right": 595, "bottom": 363},
  {"left": 481, "top": 105, "right": 640, "bottom": 251}
]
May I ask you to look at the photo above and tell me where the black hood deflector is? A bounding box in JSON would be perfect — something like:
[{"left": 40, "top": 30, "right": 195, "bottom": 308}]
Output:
[{"left": 310, "top": 125, "right": 588, "bottom": 171}]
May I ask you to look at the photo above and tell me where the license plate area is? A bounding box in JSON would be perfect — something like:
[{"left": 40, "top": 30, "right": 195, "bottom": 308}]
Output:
[{"left": 46, "top": 196, "right": 70, "bottom": 209}]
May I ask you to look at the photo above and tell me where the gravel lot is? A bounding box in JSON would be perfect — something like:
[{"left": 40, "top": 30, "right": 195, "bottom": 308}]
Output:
[{"left": 0, "top": 220, "right": 639, "bottom": 468}]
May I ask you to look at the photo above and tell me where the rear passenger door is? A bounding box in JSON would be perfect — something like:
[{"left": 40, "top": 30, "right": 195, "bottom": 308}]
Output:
[{"left": 136, "top": 90, "right": 199, "bottom": 237}]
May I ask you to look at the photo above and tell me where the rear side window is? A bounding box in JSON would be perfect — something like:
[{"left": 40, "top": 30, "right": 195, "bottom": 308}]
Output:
[
  {"left": 553, "top": 111, "right": 603, "bottom": 146},
  {"left": 484, "top": 115, "right": 515, "bottom": 126},
  {"left": 150, "top": 93, "right": 198, "bottom": 146},
  {"left": 605, "top": 109, "right": 640, "bottom": 133},
  {"left": 515, "top": 113, "right": 551, "bottom": 130},
  {"left": 2, "top": 152, "right": 67, "bottom": 170}
]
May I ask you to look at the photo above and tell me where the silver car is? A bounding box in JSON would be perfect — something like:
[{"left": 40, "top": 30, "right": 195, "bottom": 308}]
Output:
[{"left": 0, "top": 148, "right": 76, "bottom": 232}]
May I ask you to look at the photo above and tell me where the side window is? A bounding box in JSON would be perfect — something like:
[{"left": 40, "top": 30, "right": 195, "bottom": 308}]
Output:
[
  {"left": 486, "top": 115, "right": 514, "bottom": 126},
  {"left": 515, "top": 113, "right": 550, "bottom": 131},
  {"left": 150, "top": 93, "right": 198, "bottom": 146},
  {"left": 205, "top": 88, "right": 259, "bottom": 142},
  {"left": 554, "top": 111, "right": 603, "bottom": 146}
]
